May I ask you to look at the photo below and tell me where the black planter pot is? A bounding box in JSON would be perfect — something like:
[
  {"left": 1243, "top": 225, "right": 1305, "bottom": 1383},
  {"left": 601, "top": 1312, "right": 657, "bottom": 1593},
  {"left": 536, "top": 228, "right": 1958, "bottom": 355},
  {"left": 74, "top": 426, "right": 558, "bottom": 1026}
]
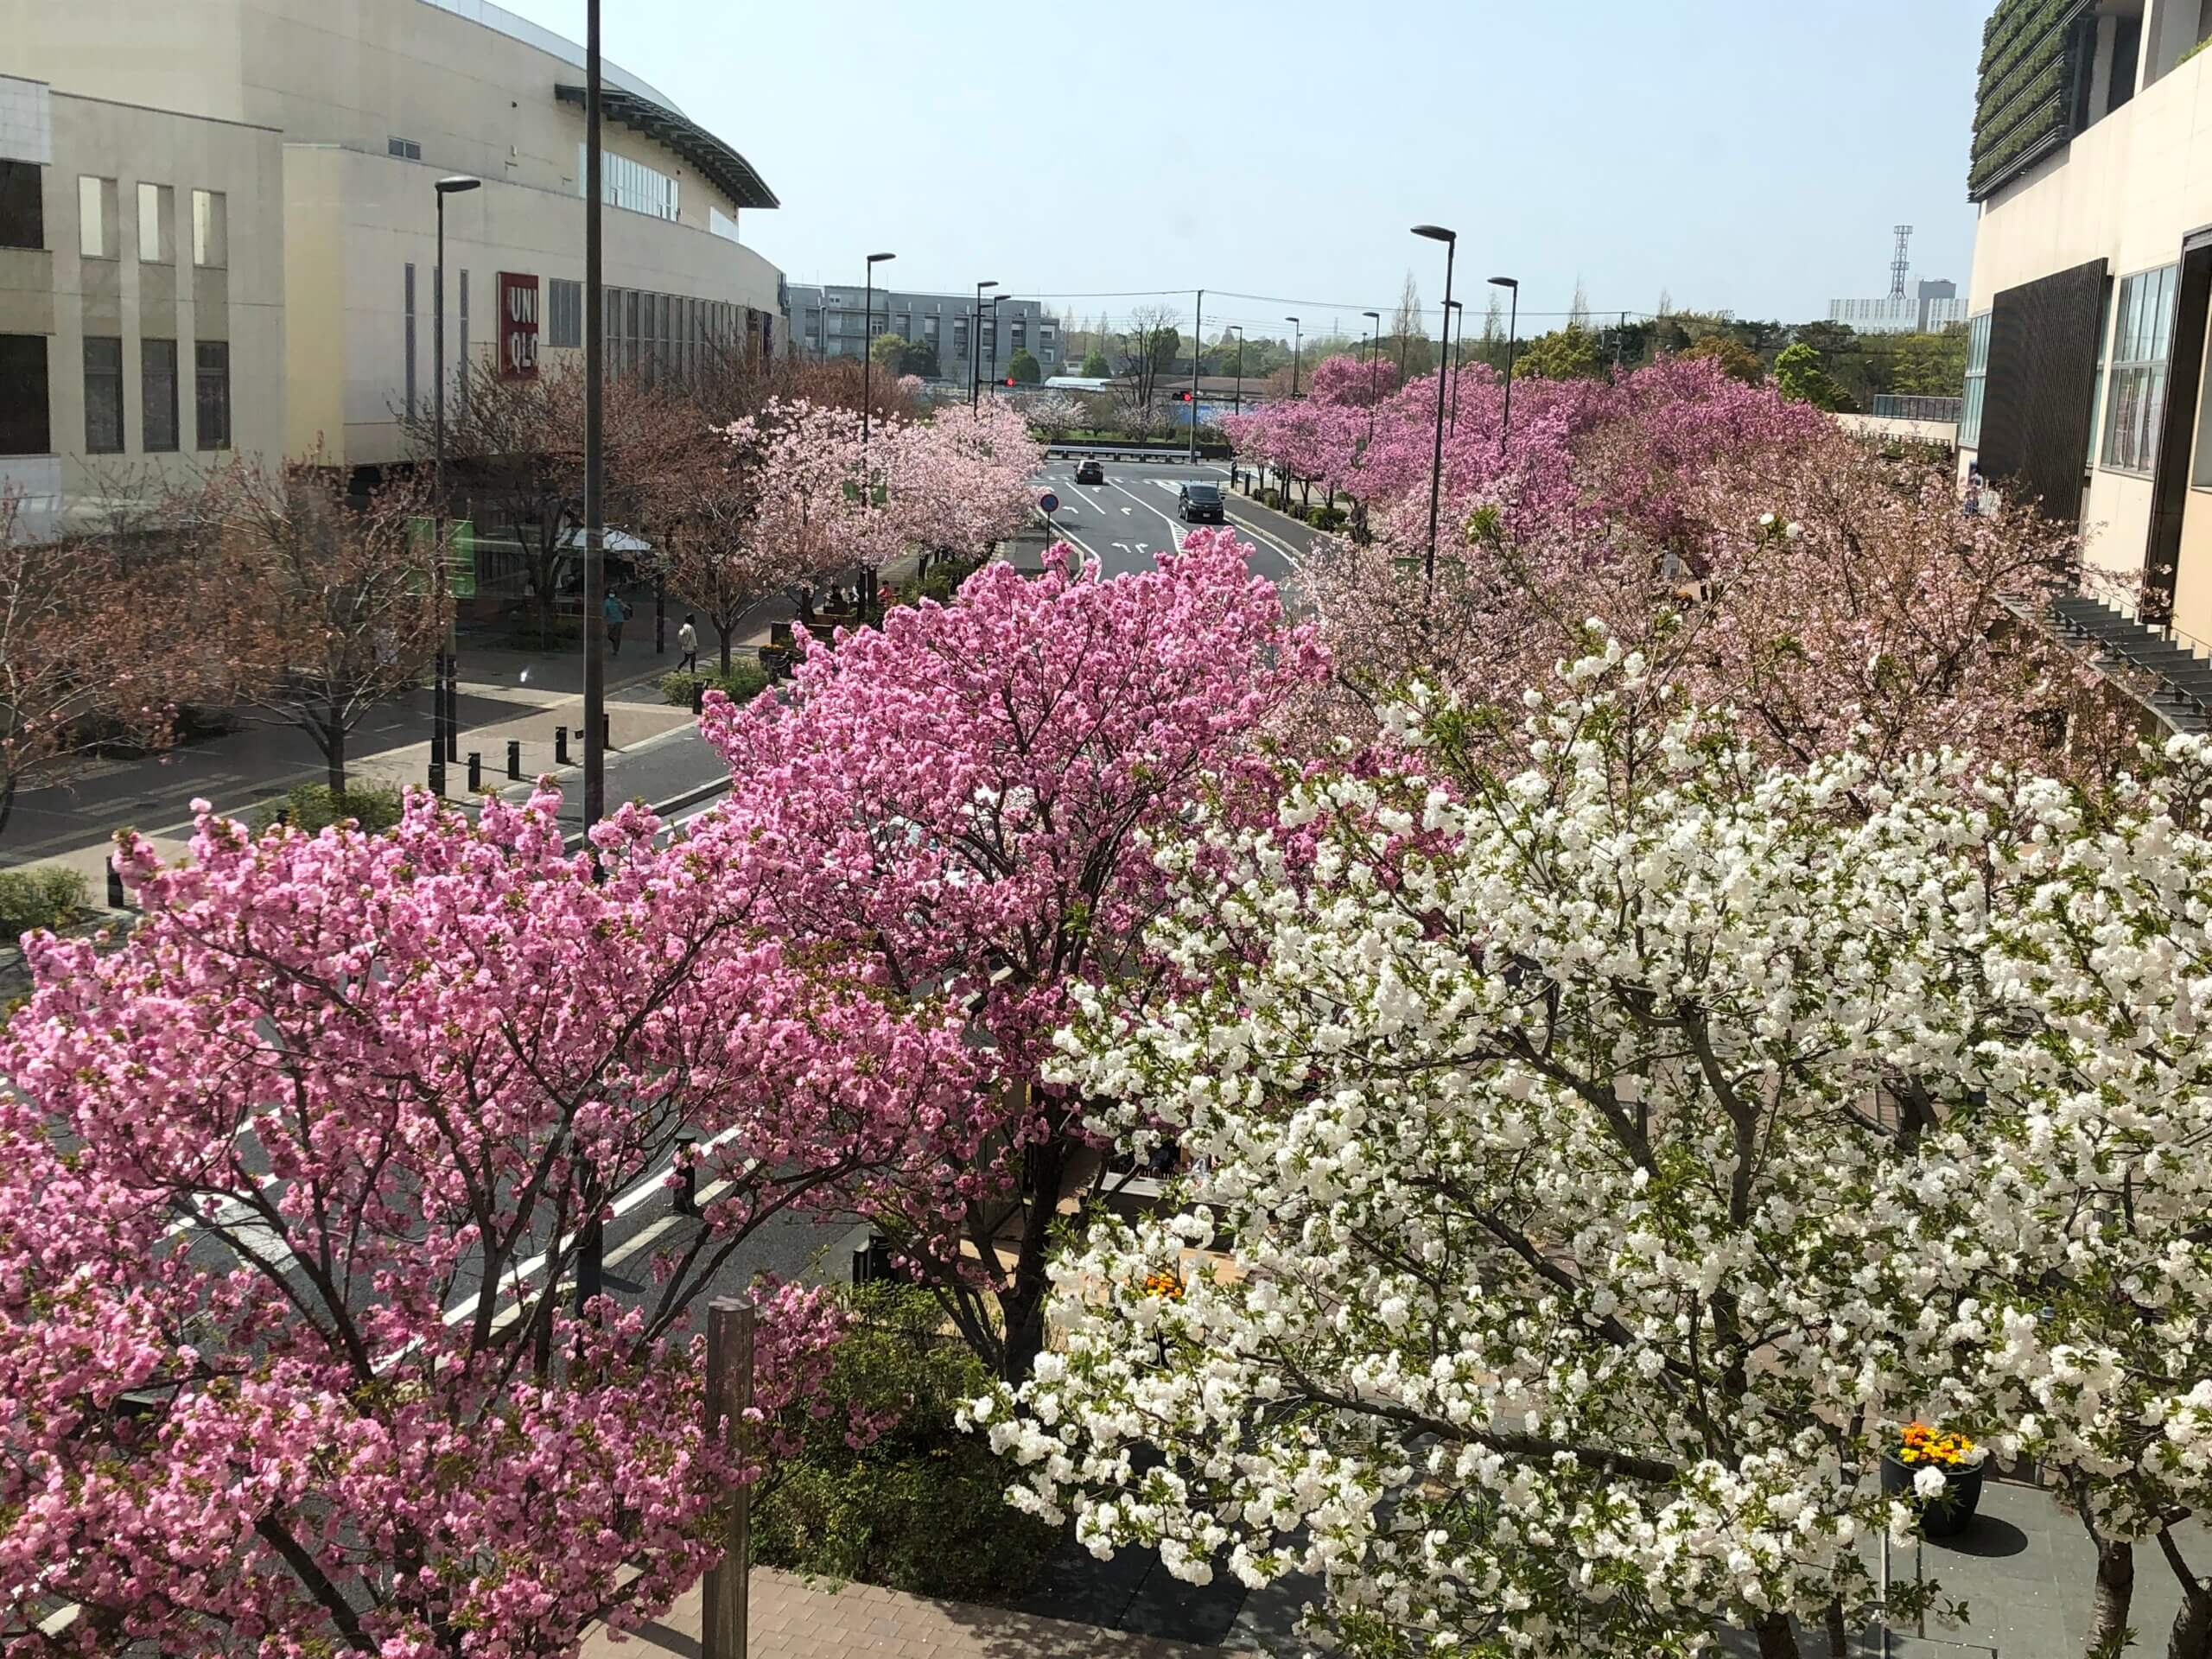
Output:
[{"left": 1880, "top": 1449, "right": 1985, "bottom": 1539}]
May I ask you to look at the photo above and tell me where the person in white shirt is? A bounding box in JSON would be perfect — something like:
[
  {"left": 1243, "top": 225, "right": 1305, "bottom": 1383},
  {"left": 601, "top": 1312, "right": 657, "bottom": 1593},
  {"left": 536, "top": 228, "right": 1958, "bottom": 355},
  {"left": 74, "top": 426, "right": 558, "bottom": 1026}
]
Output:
[{"left": 677, "top": 614, "right": 699, "bottom": 673}]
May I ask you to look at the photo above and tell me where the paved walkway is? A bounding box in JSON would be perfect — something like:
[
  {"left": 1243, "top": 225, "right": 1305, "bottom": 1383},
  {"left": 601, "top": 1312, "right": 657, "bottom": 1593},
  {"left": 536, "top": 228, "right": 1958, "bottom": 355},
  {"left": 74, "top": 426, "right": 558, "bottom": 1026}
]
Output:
[{"left": 578, "top": 1567, "right": 1222, "bottom": 1659}]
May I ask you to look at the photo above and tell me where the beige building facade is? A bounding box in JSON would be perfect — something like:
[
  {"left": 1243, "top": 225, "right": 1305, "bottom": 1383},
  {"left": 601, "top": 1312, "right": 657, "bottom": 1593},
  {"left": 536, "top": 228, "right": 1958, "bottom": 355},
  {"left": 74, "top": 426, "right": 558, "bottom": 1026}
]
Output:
[
  {"left": 0, "top": 0, "right": 785, "bottom": 534},
  {"left": 1960, "top": 0, "right": 2212, "bottom": 647}
]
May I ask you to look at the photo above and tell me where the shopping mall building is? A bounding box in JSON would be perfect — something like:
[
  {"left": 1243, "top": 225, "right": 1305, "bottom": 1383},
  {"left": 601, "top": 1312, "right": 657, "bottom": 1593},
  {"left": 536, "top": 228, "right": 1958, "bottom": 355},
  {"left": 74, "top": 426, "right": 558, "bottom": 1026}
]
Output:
[{"left": 0, "top": 0, "right": 786, "bottom": 536}]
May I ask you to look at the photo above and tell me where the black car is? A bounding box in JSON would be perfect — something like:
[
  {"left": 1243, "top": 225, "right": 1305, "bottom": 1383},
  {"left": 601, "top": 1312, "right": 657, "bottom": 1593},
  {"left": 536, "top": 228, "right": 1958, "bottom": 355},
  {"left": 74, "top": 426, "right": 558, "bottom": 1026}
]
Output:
[
  {"left": 1178, "top": 481, "right": 1225, "bottom": 524},
  {"left": 1075, "top": 459, "right": 1105, "bottom": 485}
]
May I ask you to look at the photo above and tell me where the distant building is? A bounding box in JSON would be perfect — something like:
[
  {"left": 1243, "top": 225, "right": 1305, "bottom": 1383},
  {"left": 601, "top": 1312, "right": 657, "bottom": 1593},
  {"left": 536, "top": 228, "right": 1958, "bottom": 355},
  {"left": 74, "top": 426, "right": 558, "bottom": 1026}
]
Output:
[
  {"left": 1827, "top": 279, "right": 1966, "bottom": 334},
  {"left": 0, "top": 0, "right": 787, "bottom": 537},
  {"left": 787, "top": 284, "right": 1060, "bottom": 385}
]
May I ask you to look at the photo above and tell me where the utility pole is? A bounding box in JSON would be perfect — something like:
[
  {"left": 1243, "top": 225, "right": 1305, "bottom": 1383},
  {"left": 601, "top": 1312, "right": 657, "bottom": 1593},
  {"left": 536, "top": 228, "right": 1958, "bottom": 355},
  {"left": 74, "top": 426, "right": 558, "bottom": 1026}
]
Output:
[
  {"left": 703, "top": 1299, "right": 756, "bottom": 1659},
  {"left": 1188, "top": 288, "right": 1203, "bottom": 463},
  {"left": 582, "top": 0, "right": 606, "bottom": 835}
]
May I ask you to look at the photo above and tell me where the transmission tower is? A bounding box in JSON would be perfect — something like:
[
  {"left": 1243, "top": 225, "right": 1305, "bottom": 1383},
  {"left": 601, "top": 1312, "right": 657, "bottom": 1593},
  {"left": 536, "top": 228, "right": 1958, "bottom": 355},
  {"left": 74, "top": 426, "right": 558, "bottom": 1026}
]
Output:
[{"left": 1890, "top": 226, "right": 1914, "bottom": 299}]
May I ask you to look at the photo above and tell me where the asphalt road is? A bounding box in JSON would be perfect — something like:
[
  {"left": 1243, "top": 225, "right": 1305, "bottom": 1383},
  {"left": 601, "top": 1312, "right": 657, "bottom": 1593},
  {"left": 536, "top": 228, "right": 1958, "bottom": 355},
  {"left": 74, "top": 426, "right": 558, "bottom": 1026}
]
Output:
[{"left": 1027, "top": 457, "right": 1324, "bottom": 588}]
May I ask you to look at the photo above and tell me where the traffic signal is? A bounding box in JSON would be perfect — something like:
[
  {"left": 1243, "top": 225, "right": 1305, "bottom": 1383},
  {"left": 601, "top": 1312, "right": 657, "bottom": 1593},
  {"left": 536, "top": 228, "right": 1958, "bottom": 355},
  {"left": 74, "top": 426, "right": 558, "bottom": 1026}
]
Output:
[
  {"left": 1004, "top": 377, "right": 1016, "bottom": 386},
  {"left": 1179, "top": 390, "right": 1193, "bottom": 402}
]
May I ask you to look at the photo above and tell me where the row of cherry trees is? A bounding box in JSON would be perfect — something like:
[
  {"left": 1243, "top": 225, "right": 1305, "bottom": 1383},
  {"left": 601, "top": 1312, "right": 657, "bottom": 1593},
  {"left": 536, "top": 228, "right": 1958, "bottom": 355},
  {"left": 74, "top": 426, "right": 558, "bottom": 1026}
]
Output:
[{"left": 3, "top": 356, "right": 2194, "bottom": 1659}]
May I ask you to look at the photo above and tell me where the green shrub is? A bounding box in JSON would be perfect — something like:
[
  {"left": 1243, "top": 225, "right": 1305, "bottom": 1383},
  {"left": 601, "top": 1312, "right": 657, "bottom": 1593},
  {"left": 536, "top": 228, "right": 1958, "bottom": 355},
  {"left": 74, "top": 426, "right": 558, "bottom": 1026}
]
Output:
[
  {"left": 0, "top": 867, "right": 91, "bottom": 938},
  {"left": 1306, "top": 505, "right": 1348, "bottom": 531},
  {"left": 251, "top": 782, "right": 405, "bottom": 838},
  {"left": 659, "top": 658, "right": 770, "bottom": 708},
  {"left": 753, "top": 1287, "right": 1061, "bottom": 1603}
]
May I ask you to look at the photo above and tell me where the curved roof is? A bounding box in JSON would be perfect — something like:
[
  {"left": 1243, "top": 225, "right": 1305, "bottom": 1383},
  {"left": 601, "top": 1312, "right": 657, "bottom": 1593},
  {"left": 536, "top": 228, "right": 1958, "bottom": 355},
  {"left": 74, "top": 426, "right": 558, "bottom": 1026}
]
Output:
[
  {"left": 419, "top": 0, "right": 680, "bottom": 109},
  {"left": 554, "top": 84, "right": 779, "bottom": 212}
]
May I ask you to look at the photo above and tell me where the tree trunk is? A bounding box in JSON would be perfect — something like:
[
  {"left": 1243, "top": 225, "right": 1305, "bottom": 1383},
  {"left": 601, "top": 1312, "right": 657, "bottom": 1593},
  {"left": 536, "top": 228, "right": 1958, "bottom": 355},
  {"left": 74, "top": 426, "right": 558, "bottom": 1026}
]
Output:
[
  {"left": 1823, "top": 1596, "right": 1849, "bottom": 1659},
  {"left": 0, "top": 772, "right": 17, "bottom": 842},
  {"left": 2159, "top": 1530, "right": 2210, "bottom": 1659},
  {"left": 995, "top": 1129, "right": 1065, "bottom": 1385},
  {"left": 1752, "top": 1610, "right": 1800, "bottom": 1659},
  {"left": 2089, "top": 1536, "right": 2136, "bottom": 1659},
  {"left": 326, "top": 711, "right": 347, "bottom": 800},
  {"left": 718, "top": 613, "right": 734, "bottom": 675}
]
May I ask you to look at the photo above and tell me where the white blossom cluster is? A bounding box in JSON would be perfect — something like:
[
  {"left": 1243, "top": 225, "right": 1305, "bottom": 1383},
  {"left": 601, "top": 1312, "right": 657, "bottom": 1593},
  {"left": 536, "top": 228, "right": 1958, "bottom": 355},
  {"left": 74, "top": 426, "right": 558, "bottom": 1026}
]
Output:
[{"left": 964, "top": 642, "right": 2212, "bottom": 1659}]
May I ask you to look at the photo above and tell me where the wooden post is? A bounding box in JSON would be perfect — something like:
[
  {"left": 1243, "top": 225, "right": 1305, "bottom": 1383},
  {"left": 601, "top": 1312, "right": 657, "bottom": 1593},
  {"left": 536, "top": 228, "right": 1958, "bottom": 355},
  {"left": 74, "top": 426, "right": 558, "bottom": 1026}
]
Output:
[{"left": 702, "top": 1297, "right": 754, "bottom": 1659}]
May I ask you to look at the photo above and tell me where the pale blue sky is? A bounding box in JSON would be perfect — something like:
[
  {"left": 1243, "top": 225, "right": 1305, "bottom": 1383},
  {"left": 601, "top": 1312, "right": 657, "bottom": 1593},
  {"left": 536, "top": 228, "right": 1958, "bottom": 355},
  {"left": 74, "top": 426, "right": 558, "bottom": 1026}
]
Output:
[{"left": 494, "top": 0, "right": 1990, "bottom": 336}]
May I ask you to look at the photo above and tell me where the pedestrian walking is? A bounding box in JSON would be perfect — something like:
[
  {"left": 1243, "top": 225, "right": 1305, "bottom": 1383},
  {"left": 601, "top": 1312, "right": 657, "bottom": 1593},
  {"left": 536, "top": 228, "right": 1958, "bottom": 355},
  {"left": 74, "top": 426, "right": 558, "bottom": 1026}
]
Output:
[
  {"left": 603, "top": 590, "right": 632, "bottom": 656},
  {"left": 677, "top": 613, "right": 698, "bottom": 673}
]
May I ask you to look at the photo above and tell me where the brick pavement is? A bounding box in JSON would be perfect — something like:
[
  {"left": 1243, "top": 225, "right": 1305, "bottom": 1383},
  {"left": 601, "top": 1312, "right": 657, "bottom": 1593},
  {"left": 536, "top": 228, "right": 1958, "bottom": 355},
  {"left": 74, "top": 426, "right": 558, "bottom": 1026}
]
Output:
[{"left": 578, "top": 1567, "right": 1224, "bottom": 1659}]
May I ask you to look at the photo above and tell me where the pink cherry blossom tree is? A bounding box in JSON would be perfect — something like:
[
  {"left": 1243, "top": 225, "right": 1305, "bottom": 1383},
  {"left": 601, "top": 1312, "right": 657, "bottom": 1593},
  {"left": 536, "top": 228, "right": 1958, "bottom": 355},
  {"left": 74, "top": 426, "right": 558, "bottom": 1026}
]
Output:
[
  {"left": 700, "top": 530, "right": 1325, "bottom": 1380},
  {"left": 0, "top": 788, "right": 980, "bottom": 1656}
]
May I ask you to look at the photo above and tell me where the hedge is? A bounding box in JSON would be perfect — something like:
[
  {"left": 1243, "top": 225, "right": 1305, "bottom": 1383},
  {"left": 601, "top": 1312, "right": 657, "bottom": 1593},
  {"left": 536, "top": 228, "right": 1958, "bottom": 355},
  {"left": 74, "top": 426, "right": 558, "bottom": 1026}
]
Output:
[
  {"left": 251, "top": 782, "right": 405, "bottom": 837},
  {"left": 0, "top": 867, "right": 91, "bottom": 938}
]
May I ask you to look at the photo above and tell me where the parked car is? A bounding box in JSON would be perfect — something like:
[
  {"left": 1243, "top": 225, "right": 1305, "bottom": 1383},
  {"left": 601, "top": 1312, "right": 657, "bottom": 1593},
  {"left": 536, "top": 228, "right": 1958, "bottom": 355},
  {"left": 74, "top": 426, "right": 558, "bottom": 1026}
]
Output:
[
  {"left": 1178, "top": 481, "right": 1225, "bottom": 524},
  {"left": 1075, "top": 459, "right": 1105, "bottom": 485}
]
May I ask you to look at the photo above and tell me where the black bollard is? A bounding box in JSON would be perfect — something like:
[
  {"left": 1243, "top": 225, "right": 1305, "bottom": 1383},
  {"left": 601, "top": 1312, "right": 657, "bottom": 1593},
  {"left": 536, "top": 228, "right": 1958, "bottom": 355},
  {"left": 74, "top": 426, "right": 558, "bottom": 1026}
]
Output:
[
  {"left": 467, "top": 751, "right": 482, "bottom": 792},
  {"left": 601, "top": 713, "right": 612, "bottom": 753},
  {"left": 506, "top": 738, "right": 521, "bottom": 781},
  {"left": 690, "top": 679, "right": 705, "bottom": 715},
  {"left": 556, "top": 724, "right": 570, "bottom": 766},
  {"left": 105, "top": 863, "right": 125, "bottom": 910}
]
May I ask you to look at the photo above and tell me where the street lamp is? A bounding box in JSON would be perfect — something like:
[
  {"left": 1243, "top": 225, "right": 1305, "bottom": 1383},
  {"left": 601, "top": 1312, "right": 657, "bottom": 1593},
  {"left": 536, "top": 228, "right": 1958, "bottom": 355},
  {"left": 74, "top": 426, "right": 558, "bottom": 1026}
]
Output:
[
  {"left": 861, "top": 251, "right": 894, "bottom": 454},
  {"left": 1445, "top": 298, "right": 1464, "bottom": 435},
  {"left": 970, "top": 279, "right": 997, "bottom": 415},
  {"left": 1412, "top": 224, "right": 1459, "bottom": 584},
  {"left": 1489, "top": 276, "right": 1520, "bottom": 455},
  {"left": 1286, "top": 315, "right": 1301, "bottom": 399},
  {"left": 1227, "top": 324, "right": 1244, "bottom": 413},
  {"left": 429, "top": 174, "right": 480, "bottom": 798},
  {"left": 1362, "top": 308, "right": 1382, "bottom": 445},
  {"left": 986, "top": 292, "right": 1008, "bottom": 394}
]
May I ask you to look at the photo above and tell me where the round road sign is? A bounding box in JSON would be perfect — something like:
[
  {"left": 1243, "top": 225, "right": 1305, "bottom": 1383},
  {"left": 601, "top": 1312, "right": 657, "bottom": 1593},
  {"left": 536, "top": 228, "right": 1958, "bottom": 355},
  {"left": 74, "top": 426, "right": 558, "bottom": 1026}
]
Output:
[{"left": 1039, "top": 492, "right": 1059, "bottom": 515}]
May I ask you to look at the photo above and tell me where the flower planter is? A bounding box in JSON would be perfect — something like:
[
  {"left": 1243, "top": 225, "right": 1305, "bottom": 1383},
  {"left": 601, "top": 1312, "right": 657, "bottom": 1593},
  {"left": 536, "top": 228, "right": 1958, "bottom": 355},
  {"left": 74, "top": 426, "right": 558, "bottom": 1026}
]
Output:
[{"left": 1880, "top": 1449, "right": 1985, "bottom": 1539}]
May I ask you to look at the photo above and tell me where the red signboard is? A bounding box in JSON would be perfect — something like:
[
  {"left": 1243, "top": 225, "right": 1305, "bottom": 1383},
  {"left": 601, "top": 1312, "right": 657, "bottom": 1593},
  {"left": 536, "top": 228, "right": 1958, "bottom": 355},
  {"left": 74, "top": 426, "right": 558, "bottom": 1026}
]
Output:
[{"left": 498, "top": 271, "right": 540, "bottom": 380}]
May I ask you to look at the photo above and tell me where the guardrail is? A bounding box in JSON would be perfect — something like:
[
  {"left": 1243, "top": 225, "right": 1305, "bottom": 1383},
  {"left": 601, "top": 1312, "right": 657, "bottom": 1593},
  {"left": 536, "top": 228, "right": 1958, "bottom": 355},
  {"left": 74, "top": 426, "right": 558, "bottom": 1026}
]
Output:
[{"left": 1045, "top": 442, "right": 1230, "bottom": 463}]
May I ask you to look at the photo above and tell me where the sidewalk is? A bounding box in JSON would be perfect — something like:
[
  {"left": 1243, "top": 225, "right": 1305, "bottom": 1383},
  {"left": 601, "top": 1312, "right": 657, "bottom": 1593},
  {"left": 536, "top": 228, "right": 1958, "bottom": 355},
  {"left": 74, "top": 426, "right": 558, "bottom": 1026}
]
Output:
[{"left": 579, "top": 1567, "right": 1224, "bottom": 1659}]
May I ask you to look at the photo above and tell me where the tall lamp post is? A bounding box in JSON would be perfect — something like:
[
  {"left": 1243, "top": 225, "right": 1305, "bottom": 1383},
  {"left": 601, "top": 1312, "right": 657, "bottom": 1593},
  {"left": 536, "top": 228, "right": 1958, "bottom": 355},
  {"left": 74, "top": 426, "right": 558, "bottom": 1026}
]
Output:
[
  {"left": 858, "top": 251, "right": 894, "bottom": 624},
  {"left": 1226, "top": 324, "right": 1244, "bottom": 413},
  {"left": 1362, "top": 308, "right": 1382, "bottom": 445},
  {"left": 1285, "top": 315, "right": 1302, "bottom": 398},
  {"left": 1412, "top": 224, "right": 1458, "bottom": 585},
  {"left": 1489, "top": 276, "right": 1519, "bottom": 455},
  {"left": 429, "top": 174, "right": 480, "bottom": 798},
  {"left": 1445, "top": 298, "right": 1464, "bottom": 434},
  {"left": 577, "top": 0, "right": 607, "bottom": 1322},
  {"left": 969, "top": 278, "right": 998, "bottom": 415},
  {"left": 986, "top": 292, "right": 1007, "bottom": 393}
]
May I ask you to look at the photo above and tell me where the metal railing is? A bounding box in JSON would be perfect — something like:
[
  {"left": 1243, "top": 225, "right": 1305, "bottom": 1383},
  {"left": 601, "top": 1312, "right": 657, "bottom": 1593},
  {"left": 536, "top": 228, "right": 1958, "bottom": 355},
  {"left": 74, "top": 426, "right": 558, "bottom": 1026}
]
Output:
[{"left": 1868, "top": 394, "right": 1963, "bottom": 423}]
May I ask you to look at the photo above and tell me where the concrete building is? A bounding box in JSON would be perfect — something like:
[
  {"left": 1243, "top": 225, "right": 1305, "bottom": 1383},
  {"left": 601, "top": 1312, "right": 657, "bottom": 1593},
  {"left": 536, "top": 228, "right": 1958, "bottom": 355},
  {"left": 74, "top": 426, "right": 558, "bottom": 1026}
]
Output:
[
  {"left": 786, "top": 284, "right": 1061, "bottom": 386},
  {"left": 1827, "top": 279, "right": 1967, "bottom": 334},
  {"left": 0, "top": 0, "right": 786, "bottom": 536},
  {"left": 1954, "top": 0, "right": 2212, "bottom": 650}
]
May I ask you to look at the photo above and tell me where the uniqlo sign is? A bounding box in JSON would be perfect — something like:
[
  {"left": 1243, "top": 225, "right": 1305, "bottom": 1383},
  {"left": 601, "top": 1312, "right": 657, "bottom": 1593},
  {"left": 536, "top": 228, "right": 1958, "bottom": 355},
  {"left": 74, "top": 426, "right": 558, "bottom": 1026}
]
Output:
[{"left": 498, "top": 271, "right": 540, "bottom": 380}]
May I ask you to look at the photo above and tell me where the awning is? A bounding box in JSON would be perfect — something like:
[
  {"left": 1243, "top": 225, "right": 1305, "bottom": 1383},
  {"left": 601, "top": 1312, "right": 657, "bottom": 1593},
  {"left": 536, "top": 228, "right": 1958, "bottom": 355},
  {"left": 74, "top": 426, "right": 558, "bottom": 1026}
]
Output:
[
  {"left": 557, "top": 526, "right": 653, "bottom": 553},
  {"left": 555, "top": 84, "right": 779, "bottom": 211}
]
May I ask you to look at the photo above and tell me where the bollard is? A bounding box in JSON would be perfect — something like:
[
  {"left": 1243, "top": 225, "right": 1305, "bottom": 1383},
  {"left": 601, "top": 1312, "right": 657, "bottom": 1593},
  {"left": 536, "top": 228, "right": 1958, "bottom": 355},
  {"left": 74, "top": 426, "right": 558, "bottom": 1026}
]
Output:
[
  {"left": 467, "top": 751, "right": 481, "bottom": 792},
  {"left": 556, "top": 724, "right": 570, "bottom": 766},
  {"left": 105, "top": 863, "right": 126, "bottom": 911},
  {"left": 275, "top": 806, "right": 289, "bottom": 827},
  {"left": 506, "top": 738, "right": 521, "bottom": 780},
  {"left": 602, "top": 713, "right": 612, "bottom": 753},
  {"left": 691, "top": 679, "right": 706, "bottom": 715}
]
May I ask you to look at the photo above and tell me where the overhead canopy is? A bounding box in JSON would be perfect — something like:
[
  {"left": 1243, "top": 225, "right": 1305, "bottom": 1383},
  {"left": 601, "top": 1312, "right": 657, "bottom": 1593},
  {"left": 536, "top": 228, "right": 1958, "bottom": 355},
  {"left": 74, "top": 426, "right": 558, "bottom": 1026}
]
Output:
[{"left": 555, "top": 84, "right": 780, "bottom": 211}]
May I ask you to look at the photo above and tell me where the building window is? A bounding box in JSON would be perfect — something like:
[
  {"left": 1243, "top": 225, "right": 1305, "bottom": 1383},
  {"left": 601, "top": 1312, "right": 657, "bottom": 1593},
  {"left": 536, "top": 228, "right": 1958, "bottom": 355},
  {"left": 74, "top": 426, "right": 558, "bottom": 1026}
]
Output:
[
  {"left": 196, "top": 340, "right": 231, "bottom": 450},
  {"left": 953, "top": 320, "right": 968, "bottom": 362},
  {"left": 2090, "top": 283, "right": 2113, "bottom": 471},
  {"left": 0, "top": 335, "right": 49, "bottom": 454},
  {"left": 577, "top": 145, "right": 679, "bottom": 220},
  {"left": 2102, "top": 264, "right": 2178, "bottom": 476},
  {"left": 83, "top": 335, "right": 124, "bottom": 454},
  {"left": 1012, "top": 319, "right": 1027, "bottom": 353},
  {"left": 136, "top": 181, "right": 173, "bottom": 264},
  {"left": 78, "top": 175, "right": 115, "bottom": 259},
  {"left": 0, "top": 161, "right": 43, "bottom": 251},
  {"left": 141, "top": 338, "right": 178, "bottom": 452},
  {"left": 458, "top": 269, "right": 471, "bottom": 407},
  {"left": 1959, "top": 311, "right": 1991, "bottom": 449},
  {"left": 547, "top": 276, "right": 582, "bottom": 347},
  {"left": 404, "top": 262, "right": 417, "bottom": 421},
  {"left": 193, "top": 189, "right": 226, "bottom": 267},
  {"left": 386, "top": 136, "right": 423, "bottom": 162}
]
